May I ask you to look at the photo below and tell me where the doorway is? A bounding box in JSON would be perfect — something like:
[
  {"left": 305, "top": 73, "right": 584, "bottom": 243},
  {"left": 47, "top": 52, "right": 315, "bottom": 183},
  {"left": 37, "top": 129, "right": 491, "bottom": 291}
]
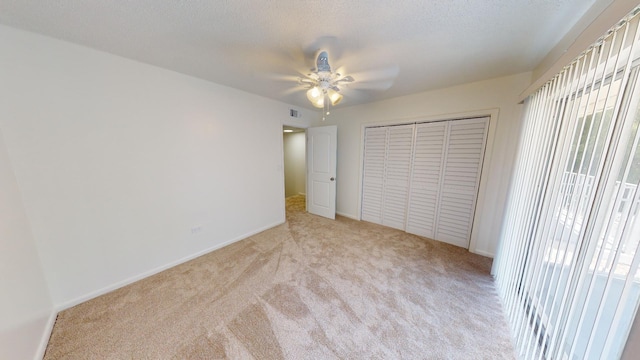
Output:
[{"left": 282, "top": 126, "right": 306, "bottom": 199}]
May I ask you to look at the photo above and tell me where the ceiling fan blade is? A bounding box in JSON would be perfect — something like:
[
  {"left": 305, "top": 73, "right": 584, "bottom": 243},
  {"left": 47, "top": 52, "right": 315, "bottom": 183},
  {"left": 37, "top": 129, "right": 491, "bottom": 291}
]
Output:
[
  {"left": 339, "top": 87, "right": 370, "bottom": 102},
  {"left": 349, "top": 79, "right": 395, "bottom": 91},
  {"left": 298, "top": 78, "right": 317, "bottom": 87},
  {"left": 279, "top": 84, "right": 308, "bottom": 96},
  {"left": 334, "top": 75, "right": 355, "bottom": 84},
  {"left": 336, "top": 65, "right": 399, "bottom": 91},
  {"left": 261, "top": 72, "right": 303, "bottom": 82},
  {"left": 349, "top": 65, "right": 400, "bottom": 83},
  {"left": 281, "top": 88, "right": 303, "bottom": 96}
]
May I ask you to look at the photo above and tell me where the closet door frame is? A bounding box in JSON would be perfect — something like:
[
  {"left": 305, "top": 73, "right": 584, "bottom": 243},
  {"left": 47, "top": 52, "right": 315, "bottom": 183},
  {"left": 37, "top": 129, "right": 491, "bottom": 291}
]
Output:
[{"left": 357, "top": 109, "right": 500, "bottom": 254}]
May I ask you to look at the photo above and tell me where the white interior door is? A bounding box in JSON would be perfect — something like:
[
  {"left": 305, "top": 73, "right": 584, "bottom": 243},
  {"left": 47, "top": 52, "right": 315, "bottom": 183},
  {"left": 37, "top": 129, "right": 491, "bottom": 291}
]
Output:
[{"left": 307, "top": 125, "right": 337, "bottom": 219}]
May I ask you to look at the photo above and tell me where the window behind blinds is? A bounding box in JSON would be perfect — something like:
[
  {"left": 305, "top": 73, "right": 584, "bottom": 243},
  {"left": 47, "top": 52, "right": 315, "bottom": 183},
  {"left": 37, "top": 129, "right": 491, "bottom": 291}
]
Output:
[{"left": 493, "top": 7, "right": 640, "bottom": 359}]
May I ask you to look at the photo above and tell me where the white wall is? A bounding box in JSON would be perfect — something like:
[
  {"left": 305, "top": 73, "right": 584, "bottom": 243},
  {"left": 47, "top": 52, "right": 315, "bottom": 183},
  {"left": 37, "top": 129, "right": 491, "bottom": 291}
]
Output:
[
  {"left": 283, "top": 132, "right": 306, "bottom": 197},
  {"left": 0, "top": 24, "right": 315, "bottom": 312},
  {"left": 316, "top": 73, "right": 531, "bottom": 257},
  {"left": 0, "top": 127, "right": 54, "bottom": 359}
]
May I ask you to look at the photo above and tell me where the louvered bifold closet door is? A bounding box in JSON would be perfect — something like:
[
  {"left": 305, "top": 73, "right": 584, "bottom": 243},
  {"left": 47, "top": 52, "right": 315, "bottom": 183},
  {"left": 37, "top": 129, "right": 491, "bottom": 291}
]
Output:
[
  {"left": 361, "top": 127, "right": 387, "bottom": 224},
  {"left": 436, "top": 117, "right": 489, "bottom": 247},
  {"left": 361, "top": 124, "right": 415, "bottom": 229},
  {"left": 406, "top": 122, "right": 447, "bottom": 238},
  {"left": 382, "top": 125, "right": 415, "bottom": 230}
]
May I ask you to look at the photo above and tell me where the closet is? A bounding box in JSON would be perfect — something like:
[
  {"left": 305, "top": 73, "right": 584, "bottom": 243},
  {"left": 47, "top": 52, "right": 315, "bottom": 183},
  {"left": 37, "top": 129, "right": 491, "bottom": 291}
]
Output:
[{"left": 361, "top": 117, "right": 489, "bottom": 248}]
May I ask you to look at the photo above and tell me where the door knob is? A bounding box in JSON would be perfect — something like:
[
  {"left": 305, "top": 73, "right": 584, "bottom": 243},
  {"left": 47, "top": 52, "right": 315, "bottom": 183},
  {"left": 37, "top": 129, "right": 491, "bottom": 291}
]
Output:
[{"left": 330, "top": 177, "right": 335, "bottom": 181}]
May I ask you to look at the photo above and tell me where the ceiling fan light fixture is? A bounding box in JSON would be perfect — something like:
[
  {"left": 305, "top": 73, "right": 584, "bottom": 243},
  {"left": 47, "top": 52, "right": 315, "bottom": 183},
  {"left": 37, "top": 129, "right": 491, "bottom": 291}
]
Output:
[
  {"left": 300, "top": 50, "right": 360, "bottom": 111},
  {"left": 327, "top": 89, "right": 343, "bottom": 106},
  {"left": 306, "top": 87, "right": 325, "bottom": 108}
]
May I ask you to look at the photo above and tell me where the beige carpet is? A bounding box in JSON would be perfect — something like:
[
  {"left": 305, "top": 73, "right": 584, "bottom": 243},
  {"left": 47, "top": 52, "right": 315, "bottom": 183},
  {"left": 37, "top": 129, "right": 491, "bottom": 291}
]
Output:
[{"left": 44, "top": 195, "right": 515, "bottom": 359}]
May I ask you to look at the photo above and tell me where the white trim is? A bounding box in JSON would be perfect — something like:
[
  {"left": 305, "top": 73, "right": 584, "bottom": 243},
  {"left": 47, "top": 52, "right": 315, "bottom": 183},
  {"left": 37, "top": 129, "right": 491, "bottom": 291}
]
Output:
[
  {"left": 35, "top": 311, "right": 57, "bottom": 360},
  {"left": 55, "top": 220, "right": 285, "bottom": 311},
  {"left": 281, "top": 121, "right": 309, "bottom": 224},
  {"left": 470, "top": 249, "right": 495, "bottom": 258},
  {"left": 336, "top": 211, "right": 360, "bottom": 220},
  {"left": 356, "top": 125, "right": 366, "bottom": 221},
  {"left": 357, "top": 108, "right": 500, "bottom": 131},
  {"left": 469, "top": 109, "right": 500, "bottom": 254},
  {"left": 282, "top": 117, "right": 311, "bottom": 130}
]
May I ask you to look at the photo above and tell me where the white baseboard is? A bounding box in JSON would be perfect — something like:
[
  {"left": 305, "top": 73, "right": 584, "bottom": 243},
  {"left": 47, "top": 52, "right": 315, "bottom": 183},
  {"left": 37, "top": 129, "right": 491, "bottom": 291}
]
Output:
[
  {"left": 331, "top": 212, "right": 494, "bottom": 259},
  {"left": 471, "top": 249, "right": 495, "bottom": 258},
  {"left": 56, "top": 220, "right": 285, "bottom": 311},
  {"left": 336, "top": 211, "right": 359, "bottom": 220},
  {"left": 35, "top": 311, "right": 57, "bottom": 360}
]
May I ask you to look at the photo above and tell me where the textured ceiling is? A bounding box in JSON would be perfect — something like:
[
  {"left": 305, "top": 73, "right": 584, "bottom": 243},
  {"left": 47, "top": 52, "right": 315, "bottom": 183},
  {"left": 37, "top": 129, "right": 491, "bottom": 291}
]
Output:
[{"left": 0, "top": 0, "right": 599, "bottom": 110}]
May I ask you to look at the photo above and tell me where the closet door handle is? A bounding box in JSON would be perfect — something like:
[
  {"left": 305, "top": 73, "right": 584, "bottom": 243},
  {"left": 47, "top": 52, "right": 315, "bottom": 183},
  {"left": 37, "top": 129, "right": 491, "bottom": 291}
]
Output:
[{"left": 330, "top": 177, "right": 335, "bottom": 181}]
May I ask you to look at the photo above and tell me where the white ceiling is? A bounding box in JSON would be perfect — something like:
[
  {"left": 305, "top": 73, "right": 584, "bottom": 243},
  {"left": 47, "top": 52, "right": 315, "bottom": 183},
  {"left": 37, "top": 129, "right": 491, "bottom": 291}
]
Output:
[{"left": 0, "top": 0, "right": 599, "bottom": 110}]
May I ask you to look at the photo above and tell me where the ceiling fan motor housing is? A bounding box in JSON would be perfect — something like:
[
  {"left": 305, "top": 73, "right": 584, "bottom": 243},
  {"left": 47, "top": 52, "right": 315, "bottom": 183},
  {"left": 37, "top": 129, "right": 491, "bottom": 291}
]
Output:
[{"left": 316, "top": 51, "right": 331, "bottom": 72}]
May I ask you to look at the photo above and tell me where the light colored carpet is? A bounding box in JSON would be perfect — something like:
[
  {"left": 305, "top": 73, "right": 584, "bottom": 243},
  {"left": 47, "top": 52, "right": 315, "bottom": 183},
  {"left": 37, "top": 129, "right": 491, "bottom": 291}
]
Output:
[{"left": 44, "top": 195, "right": 515, "bottom": 359}]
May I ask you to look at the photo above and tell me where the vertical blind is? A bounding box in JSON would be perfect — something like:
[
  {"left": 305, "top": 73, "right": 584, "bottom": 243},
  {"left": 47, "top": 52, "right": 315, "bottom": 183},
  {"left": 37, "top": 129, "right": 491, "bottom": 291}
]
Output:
[{"left": 494, "top": 7, "right": 640, "bottom": 360}]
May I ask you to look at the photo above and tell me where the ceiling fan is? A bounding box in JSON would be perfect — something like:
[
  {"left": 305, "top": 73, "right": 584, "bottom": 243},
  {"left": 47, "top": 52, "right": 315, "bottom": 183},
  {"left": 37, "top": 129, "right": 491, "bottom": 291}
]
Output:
[
  {"left": 298, "top": 50, "right": 354, "bottom": 111},
  {"left": 272, "top": 37, "right": 399, "bottom": 118},
  {"left": 297, "top": 50, "right": 399, "bottom": 120}
]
